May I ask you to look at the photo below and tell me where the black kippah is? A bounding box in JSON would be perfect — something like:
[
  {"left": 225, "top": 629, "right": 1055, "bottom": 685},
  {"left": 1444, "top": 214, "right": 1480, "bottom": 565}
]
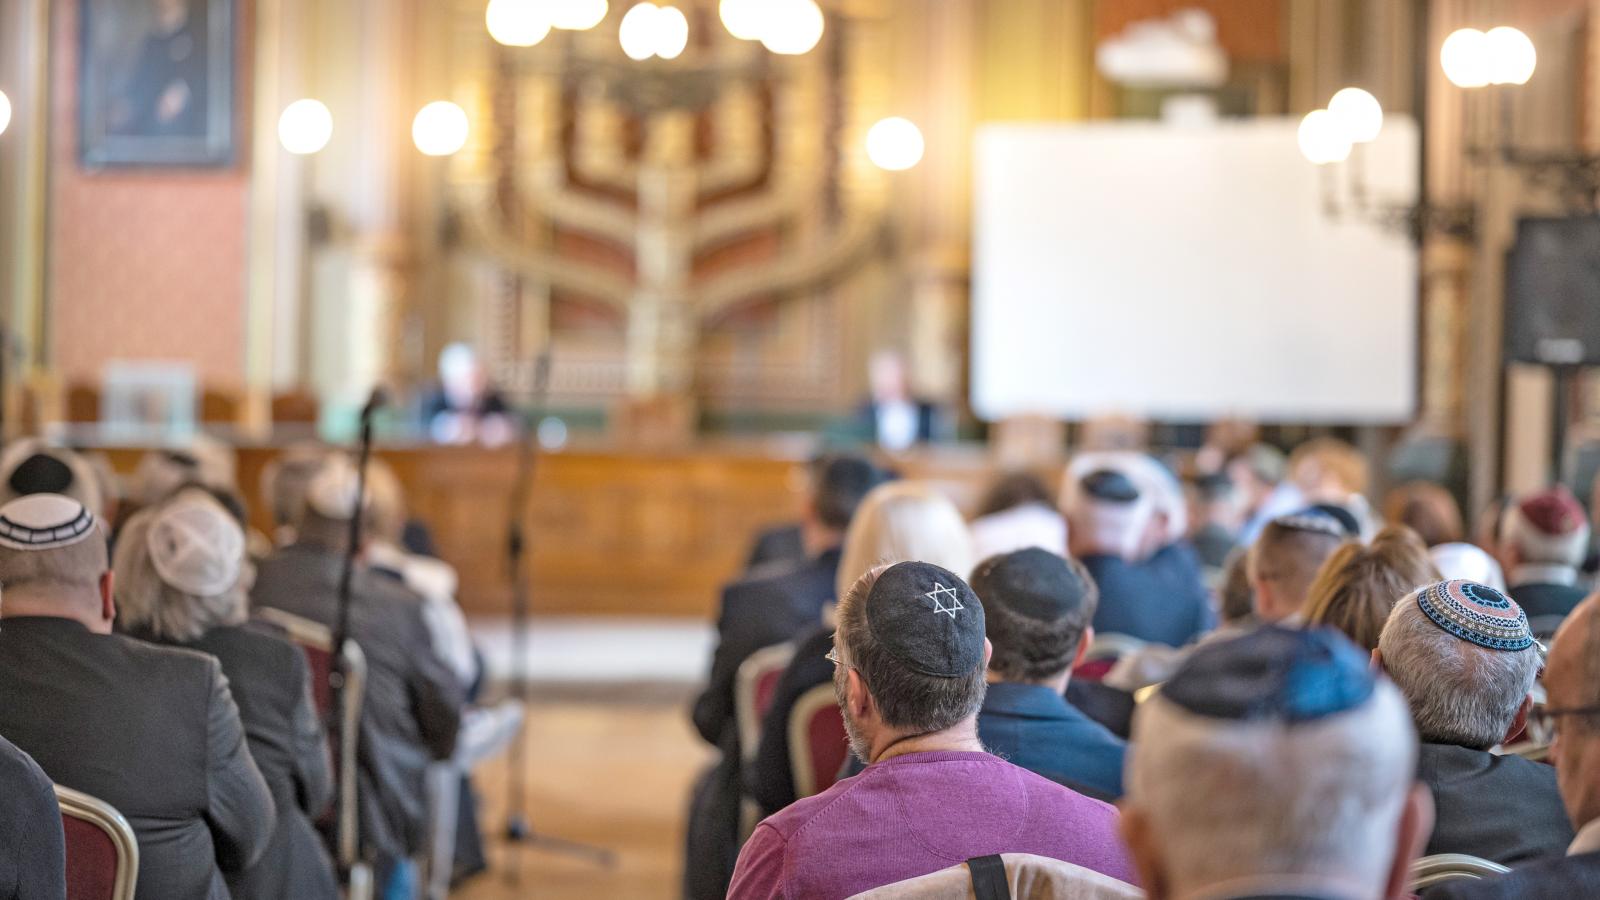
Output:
[
  {"left": 864, "top": 561, "right": 986, "bottom": 678},
  {"left": 971, "top": 548, "right": 1092, "bottom": 622},
  {"left": 1162, "top": 626, "right": 1375, "bottom": 724},
  {"left": 8, "top": 454, "right": 75, "bottom": 497},
  {"left": 1080, "top": 469, "right": 1139, "bottom": 503}
]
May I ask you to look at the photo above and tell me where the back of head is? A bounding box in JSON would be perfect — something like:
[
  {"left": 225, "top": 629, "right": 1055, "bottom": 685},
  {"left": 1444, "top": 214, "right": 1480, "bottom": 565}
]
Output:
[
  {"left": 1504, "top": 486, "right": 1590, "bottom": 569},
  {"left": 811, "top": 455, "right": 891, "bottom": 532},
  {"left": 1125, "top": 627, "right": 1417, "bottom": 896},
  {"left": 1377, "top": 580, "right": 1539, "bottom": 749},
  {"left": 975, "top": 471, "right": 1054, "bottom": 519},
  {"left": 113, "top": 494, "right": 249, "bottom": 642},
  {"left": 969, "top": 548, "right": 1097, "bottom": 683},
  {"left": 293, "top": 453, "right": 367, "bottom": 552},
  {"left": 0, "top": 440, "right": 105, "bottom": 518},
  {"left": 1287, "top": 437, "right": 1369, "bottom": 498},
  {"left": 1217, "top": 547, "right": 1256, "bottom": 625},
  {"left": 1248, "top": 512, "right": 1347, "bottom": 621},
  {"left": 1066, "top": 452, "right": 1186, "bottom": 549},
  {"left": 835, "top": 562, "right": 987, "bottom": 734},
  {"left": 1305, "top": 526, "right": 1440, "bottom": 651},
  {"left": 1061, "top": 468, "right": 1148, "bottom": 560},
  {"left": 260, "top": 442, "right": 331, "bottom": 530},
  {"left": 836, "top": 481, "right": 975, "bottom": 598},
  {"left": 1383, "top": 481, "right": 1464, "bottom": 547},
  {"left": 0, "top": 494, "right": 109, "bottom": 613}
]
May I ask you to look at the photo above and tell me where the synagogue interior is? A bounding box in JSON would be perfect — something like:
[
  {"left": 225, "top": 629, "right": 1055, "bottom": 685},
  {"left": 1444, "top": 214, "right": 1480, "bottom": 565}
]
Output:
[{"left": 4, "top": 1, "right": 1600, "bottom": 899}]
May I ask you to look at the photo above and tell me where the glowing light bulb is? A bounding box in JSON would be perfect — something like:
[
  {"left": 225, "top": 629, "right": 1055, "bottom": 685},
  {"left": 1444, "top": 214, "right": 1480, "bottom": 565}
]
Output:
[
  {"left": 278, "top": 98, "right": 333, "bottom": 155},
  {"left": 548, "top": 0, "right": 608, "bottom": 30},
  {"left": 1327, "top": 87, "right": 1383, "bottom": 144},
  {"left": 486, "top": 0, "right": 551, "bottom": 47},
  {"left": 1441, "top": 28, "right": 1490, "bottom": 89},
  {"left": 1486, "top": 26, "right": 1536, "bottom": 86},
  {"left": 761, "top": 0, "right": 824, "bottom": 55},
  {"left": 1297, "top": 109, "right": 1352, "bottom": 165},
  {"left": 413, "top": 101, "right": 470, "bottom": 157},
  {"left": 865, "top": 117, "right": 925, "bottom": 171},
  {"left": 719, "top": 0, "right": 764, "bottom": 40},
  {"left": 655, "top": 6, "right": 689, "bottom": 59},
  {"left": 619, "top": 2, "right": 661, "bottom": 60}
]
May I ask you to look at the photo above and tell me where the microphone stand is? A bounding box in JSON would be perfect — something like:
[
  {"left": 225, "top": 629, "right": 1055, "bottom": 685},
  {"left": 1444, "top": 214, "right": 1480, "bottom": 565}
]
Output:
[{"left": 502, "top": 352, "right": 615, "bottom": 880}]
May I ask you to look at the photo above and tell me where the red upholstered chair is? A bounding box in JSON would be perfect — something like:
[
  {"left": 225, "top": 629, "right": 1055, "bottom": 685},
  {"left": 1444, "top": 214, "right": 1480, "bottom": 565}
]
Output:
[
  {"left": 55, "top": 785, "right": 139, "bottom": 900},
  {"left": 253, "top": 607, "right": 369, "bottom": 891},
  {"left": 734, "top": 642, "right": 796, "bottom": 836},
  {"left": 1073, "top": 633, "right": 1149, "bottom": 682},
  {"left": 788, "top": 683, "right": 849, "bottom": 800}
]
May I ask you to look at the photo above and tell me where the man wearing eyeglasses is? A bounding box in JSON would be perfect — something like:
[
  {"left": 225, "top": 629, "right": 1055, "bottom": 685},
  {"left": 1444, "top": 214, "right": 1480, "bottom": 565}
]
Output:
[{"left": 1424, "top": 595, "right": 1600, "bottom": 897}]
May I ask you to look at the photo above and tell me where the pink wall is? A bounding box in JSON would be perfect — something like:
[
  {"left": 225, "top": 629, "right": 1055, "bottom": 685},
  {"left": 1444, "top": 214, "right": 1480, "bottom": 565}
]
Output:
[{"left": 48, "top": 0, "right": 253, "bottom": 391}]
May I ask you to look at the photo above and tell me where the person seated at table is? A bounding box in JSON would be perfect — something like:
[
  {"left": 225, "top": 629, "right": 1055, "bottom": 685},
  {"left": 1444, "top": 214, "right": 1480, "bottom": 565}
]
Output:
[
  {"left": 1120, "top": 626, "right": 1433, "bottom": 900},
  {"left": 114, "top": 492, "right": 338, "bottom": 900},
  {"left": 0, "top": 493, "right": 274, "bottom": 900},
  {"left": 0, "top": 732, "right": 66, "bottom": 900},
  {"left": 968, "top": 548, "right": 1126, "bottom": 799},
  {"left": 1303, "top": 526, "right": 1439, "bottom": 651},
  {"left": 1376, "top": 580, "right": 1573, "bottom": 864},
  {"left": 854, "top": 349, "right": 943, "bottom": 451},
  {"left": 728, "top": 562, "right": 1137, "bottom": 899},
  {"left": 422, "top": 343, "right": 516, "bottom": 447},
  {"left": 1247, "top": 510, "right": 1346, "bottom": 625}
]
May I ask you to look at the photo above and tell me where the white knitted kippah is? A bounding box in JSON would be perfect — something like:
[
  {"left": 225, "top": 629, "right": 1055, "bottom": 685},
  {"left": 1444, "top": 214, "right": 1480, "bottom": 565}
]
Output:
[
  {"left": 146, "top": 496, "right": 245, "bottom": 597},
  {"left": 0, "top": 493, "right": 96, "bottom": 551}
]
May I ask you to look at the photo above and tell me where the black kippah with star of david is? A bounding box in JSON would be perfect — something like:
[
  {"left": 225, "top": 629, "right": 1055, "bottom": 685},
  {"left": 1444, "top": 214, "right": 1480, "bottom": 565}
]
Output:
[{"left": 863, "top": 561, "right": 986, "bottom": 678}]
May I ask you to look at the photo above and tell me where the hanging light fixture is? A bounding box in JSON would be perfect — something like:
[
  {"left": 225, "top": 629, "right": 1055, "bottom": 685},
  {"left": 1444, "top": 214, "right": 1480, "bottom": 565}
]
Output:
[
  {"left": 655, "top": 6, "right": 690, "bottom": 60},
  {"left": 1485, "top": 26, "right": 1537, "bottom": 86},
  {"left": 486, "top": 0, "right": 551, "bottom": 47},
  {"left": 719, "top": 0, "right": 765, "bottom": 40},
  {"left": 619, "top": 2, "right": 662, "bottom": 60},
  {"left": 760, "top": 0, "right": 824, "bottom": 55},
  {"left": 1440, "top": 28, "right": 1490, "bottom": 89},
  {"left": 1327, "top": 88, "right": 1383, "bottom": 144},
  {"left": 866, "top": 117, "right": 925, "bottom": 171},
  {"left": 1297, "top": 109, "right": 1352, "bottom": 165}
]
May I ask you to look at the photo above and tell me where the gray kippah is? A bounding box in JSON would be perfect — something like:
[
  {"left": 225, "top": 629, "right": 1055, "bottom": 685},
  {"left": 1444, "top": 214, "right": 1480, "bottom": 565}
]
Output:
[
  {"left": 0, "top": 494, "right": 96, "bottom": 551},
  {"left": 864, "top": 561, "right": 986, "bottom": 678}
]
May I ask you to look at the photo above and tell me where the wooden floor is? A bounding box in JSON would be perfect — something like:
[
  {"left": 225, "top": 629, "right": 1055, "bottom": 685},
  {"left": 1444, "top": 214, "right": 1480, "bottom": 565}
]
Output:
[{"left": 454, "top": 692, "right": 714, "bottom": 899}]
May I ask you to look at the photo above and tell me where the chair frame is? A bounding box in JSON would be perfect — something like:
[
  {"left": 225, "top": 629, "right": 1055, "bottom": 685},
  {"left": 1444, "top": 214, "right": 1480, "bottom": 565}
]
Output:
[
  {"left": 1409, "top": 853, "right": 1512, "bottom": 891},
  {"left": 788, "top": 682, "right": 844, "bottom": 800},
  {"left": 734, "top": 641, "right": 796, "bottom": 838},
  {"left": 55, "top": 784, "right": 140, "bottom": 900}
]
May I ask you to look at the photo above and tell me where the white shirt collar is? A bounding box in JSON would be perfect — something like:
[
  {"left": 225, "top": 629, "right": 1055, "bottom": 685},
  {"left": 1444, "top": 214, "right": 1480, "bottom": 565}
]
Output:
[
  {"left": 1511, "top": 563, "right": 1579, "bottom": 587},
  {"left": 1570, "top": 818, "right": 1600, "bottom": 856}
]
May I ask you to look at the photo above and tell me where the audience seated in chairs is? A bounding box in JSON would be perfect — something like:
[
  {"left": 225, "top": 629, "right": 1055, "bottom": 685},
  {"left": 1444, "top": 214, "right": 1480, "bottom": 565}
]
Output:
[
  {"left": 1375, "top": 580, "right": 1573, "bottom": 864},
  {"left": 1120, "top": 626, "right": 1433, "bottom": 900},
  {"left": 684, "top": 455, "right": 888, "bottom": 900},
  {"left": 967, "top": 548, "right": 1127, "bottom": 799},
  {"left": 727, "top": 563, "right": 1136, "bottom": 899},
  {"left": 0, "top": 494, "right": 275, "bottom": 900},
  {"left": 1423, "top": 593, "right": 1600, "bottom": 897},
  {"left": 1064, "top": 468, "right": 1213, "bottom": 648},
  {"left": 1304, "top": 526, "right": 1440, "bottom": 651},
  {"left": 1499, "top": 487, "right": 1591, "bottom": 633},
  {"left": 113, "top": 492, "right": 339, "bottom": 900},
  {"left": 251, "top": 456, "right": 464, "bottom": 900},
  {"left": 1247, "top": 510, "right": 1347, "bottom": 626},
  {"left": 0, "top": 733, "right": 66, "bottom": 900},
  {"left": 743, "top": 479, "right": 976, "bottom": 818}
]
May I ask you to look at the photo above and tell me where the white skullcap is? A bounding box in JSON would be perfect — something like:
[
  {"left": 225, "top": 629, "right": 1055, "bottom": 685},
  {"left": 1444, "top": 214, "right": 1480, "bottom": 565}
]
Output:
[
  {"left": 0, "top": 494, "right": 97, "bottom": 551},
  {"left": 146, "top": 495, "right": 244, "bottom": 597},
  {"left": 305, "top": 455, "right": 364, "bottom": 520},
  {"left": 970, "top": 504, "right": 1068, "bottom": 561},
  {"left": 1429, "top": 542, "right": 1508, "bottom": 593}
]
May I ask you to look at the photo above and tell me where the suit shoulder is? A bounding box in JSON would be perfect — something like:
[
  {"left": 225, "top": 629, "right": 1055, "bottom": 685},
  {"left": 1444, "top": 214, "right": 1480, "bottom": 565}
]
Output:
[{"left": 113, "top": 632, "right": 221, "bottom": 675}]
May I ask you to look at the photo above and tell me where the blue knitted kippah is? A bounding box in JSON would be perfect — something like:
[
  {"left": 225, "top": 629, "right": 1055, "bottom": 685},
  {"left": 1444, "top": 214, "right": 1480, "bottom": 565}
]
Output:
[
  {"left": 1161, "top": 626, "right": 1376, "bottom": 724},
  {"left": 1414, "top": 579, "right": 1533, "bottom": 652}
]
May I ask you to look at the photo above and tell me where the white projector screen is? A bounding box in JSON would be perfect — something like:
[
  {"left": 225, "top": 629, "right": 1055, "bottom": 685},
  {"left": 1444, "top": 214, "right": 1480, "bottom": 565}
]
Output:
[{"left": 971, "top": 118, "right": 1418, "bottom": 423}]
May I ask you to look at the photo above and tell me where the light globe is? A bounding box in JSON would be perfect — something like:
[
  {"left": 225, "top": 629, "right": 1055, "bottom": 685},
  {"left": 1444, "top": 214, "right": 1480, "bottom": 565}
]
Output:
[
  {"left": 761, "top": 0, "right": 824, "bottom": 55},
  {"left": 1297, "top": 109, "right": 1351, "bottom": 165},
  {"left": 656, "top": 5, "right": 689, "bottom": 59},
  {"left": 865, "top": 117, "right": 925, "bottom": 171},
  {"left": 548, "top": 0, "right": 608, "bottom": 30},
  {"left": 1486, "top": 26, "right": 1536, "bottom": 85},
  {"left": 1327, "top": 87, "right": 1383, "bottom": 144},
  {"left": 619, "top": 2, "right": 661, "bottom": 60},
  {"left": 413, "top": 101, "right": 470, "bottom": 157},
  {"left": 278, "top": 98, "right": 333, "bottom": 155},
  {"left": 0, "top": 90, "right": 11, "bottom": 138},
  {"left": 719, "top": 0, "right": 765, "bottom": 40},
  {"left": 486, "top": 0, "right": 551, "bottom": 47},
  {"left": 1441, "top": 28, "right": 1490, "bottom": 88}
]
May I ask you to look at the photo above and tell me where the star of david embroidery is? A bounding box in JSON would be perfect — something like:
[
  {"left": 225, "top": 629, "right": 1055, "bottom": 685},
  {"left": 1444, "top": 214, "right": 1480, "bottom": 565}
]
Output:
[{"left": 925, "top": 583, "right": 964, "bottom": 620}]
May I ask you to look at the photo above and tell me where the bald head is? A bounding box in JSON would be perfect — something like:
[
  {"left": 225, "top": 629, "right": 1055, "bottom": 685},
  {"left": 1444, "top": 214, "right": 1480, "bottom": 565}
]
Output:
[{"left": 1546, "top": 596, "right": 1600, "bottom": 833}]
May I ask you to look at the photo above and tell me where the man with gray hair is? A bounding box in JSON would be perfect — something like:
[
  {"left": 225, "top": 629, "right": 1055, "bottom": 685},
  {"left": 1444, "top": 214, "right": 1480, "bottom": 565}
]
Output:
[
  {"left": 1500, "top": 487, "right": 1591, "bottom": 633},
  {"left": 1376, "top": 579, "right": 1572, "bottom": 864},
  {"left": 1120, "top": 626, "right": 1433, "bottom": 900},
  {"left": 0, "top": 493, "right": 275, "bottom": 900}
]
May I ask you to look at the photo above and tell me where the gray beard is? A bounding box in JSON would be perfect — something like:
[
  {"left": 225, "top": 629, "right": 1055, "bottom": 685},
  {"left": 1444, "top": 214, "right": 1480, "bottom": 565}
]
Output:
[{"left": 833, "top": 665, "right": 872, "bottom": 763}]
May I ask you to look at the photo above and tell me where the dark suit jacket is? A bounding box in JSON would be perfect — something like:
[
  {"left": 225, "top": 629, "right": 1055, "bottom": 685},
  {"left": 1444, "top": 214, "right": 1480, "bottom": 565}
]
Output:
[
  {"left": 1423, "top": 850, "right": 1600, "bottom": 899},
  {"left": 1083, "top": 542, "right": 1216, "bottom": 648},
  {"left": 1064, "top": 679, "right": 1137, "bottom": 740},
  {"left": 745, "top": 524, "right": 805, "bottom": 573},
  {"left": 252, "top": 544, "right": 465, "bottom": 861},
  {"left": 1508, "top": 581, "right": 1588, "bottom": 632},
  {"left": 165, "top": 625, "right": 339, "bottom": 900},
  {"left": 977, "top": 682, "right": 1128, "bottom": 799},
  {"left": 0, "top": 734, "right": 64, "bottom": 900},
  {"left": 1418, "top": 742, "right": 1574, "bottom": 865},
  {"left": 692, "top": 548, "right": 841, "bottom": 753},
  {"left": 0, "top": 616, "right": 274, "bottom": 900},
  {"left": 745, "top": 626, "right": 835, "bottom": 816}
]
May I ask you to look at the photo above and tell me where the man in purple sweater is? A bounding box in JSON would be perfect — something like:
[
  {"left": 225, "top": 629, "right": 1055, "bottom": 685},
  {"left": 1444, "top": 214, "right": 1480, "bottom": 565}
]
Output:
[{"left": 727, "top": 561, "right": 1137, "bottom": 899}]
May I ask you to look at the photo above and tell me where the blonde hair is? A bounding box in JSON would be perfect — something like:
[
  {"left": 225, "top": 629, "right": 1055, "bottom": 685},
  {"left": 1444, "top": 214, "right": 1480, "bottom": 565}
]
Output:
[
  {"left": 1288, "top": 438, "right": 1369, "bottom": 497},
  {"left": 835, "top": 482, "right": 976, "bottom": 599},
  {"left": 1304, "top": 526, "right": 1439, "bottom": 651}
]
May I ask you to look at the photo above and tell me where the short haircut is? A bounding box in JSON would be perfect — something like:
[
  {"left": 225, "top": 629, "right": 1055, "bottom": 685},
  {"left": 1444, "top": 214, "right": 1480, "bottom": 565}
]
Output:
[
  {"left": 1383, "top": 482, "right": 1464, "bottom": 547},
  {"left": 975, "top": 471, "right": 1054, "bottom": 518},
  {"left": 1378, "top": 594, "right": 1540, "bottom": 749},
  {"left": 0, "top": 524, "right": 110, "bottom": 594},
  {"left": 1248, "top": 519, "right": 1345, "bottom": 607},
  {"left": 1126, "top": 681, "right": 1416, "bottom": 891},
  {"left": 812, "top": 455, "right": 889, "bottom": 531},
  {"left": 1217, "top": 548, "right": 1256, "bottom": 625},
  {"left": 836, "top": 567, "right": 987, "bottom": 733},
  {"left": 969, "top": 552, "right": 1097, "bottom": 682},
  {"left": 1305, "top": 527, "right": 1440, "bottom": 651}
]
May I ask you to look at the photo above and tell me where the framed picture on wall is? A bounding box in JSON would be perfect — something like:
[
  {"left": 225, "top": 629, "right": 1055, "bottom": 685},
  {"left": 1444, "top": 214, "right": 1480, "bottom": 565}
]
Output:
[{"left": 78, "top": 0, "right": 234, "bottom": 168}]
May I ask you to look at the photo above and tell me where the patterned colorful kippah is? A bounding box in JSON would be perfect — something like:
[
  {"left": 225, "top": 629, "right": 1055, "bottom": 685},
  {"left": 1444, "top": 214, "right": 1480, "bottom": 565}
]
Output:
[{"left": 1415, "top": 579, "right": 1533, "bottom": 652}]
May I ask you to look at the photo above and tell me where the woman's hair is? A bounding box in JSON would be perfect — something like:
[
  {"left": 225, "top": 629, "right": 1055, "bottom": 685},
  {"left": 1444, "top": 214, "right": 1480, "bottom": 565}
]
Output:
[
  {"left": 1382, "top": 481, "right": 1464, "bottom": 547},
  {"left": 113, "top": 494, "right": 251, "bottom": 642},
  {"left": 836, "top": 481, "right": 976, "bottom": 599},
  {"left": 1304, "top": 526, "right": 1440, "bottom": 651},
  {"left": 974, "top": 471, "right": 1054, "bottom": 518}
]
